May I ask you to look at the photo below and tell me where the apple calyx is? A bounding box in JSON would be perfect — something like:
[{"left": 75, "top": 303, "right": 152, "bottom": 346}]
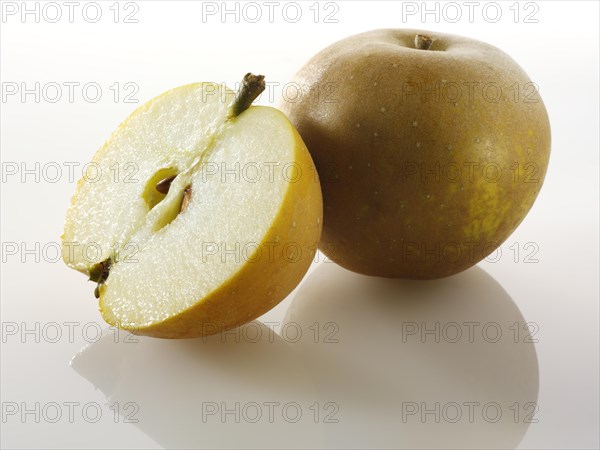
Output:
[
  {"left": 89, "top": 259, "right": 111, "bottom": 298},
  {"left": 415, "top": 34, "right": 433, "bottom": 50},
  {"left": 229, "top": 73, "right": 266, "bottom": 118}
]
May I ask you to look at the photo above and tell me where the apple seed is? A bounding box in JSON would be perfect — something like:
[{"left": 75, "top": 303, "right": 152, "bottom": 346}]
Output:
[
  {"left": 156, "top": 175, "right": 176, "bottom": 194},
  {"left": 180, "top": 185, "right": 192, "bottom": 213}
]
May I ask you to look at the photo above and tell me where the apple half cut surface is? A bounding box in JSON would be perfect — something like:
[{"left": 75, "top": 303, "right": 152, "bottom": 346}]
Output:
[{"left": 62, "top": 74, "right": 323, "bottom": 338}]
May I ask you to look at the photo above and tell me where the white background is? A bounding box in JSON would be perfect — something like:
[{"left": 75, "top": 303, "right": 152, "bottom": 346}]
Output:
[{"left": 1, "top": 1, "right": 599, "bottom": 449}]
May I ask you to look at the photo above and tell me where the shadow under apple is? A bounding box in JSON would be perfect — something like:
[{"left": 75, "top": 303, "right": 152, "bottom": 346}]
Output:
[
  {"left": 282, "top": 263, "right": 539, "bottom": 449},
  {"left": 71, "top": 264, "right": 538, "bottom": 450},
  {"left": 71, "top": 322, "right": 323, "bottom": 449}
]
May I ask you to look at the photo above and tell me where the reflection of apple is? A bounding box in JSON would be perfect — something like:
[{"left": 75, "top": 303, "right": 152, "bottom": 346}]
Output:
[
  {"left": 62, "top": 74, "right": 322, "bottom": 337},
  {"left": 281, "top": 29, "right": 551, "bottom": 278},
  {"left": 71, "top": 322, "right": 323, "bottom": 449},
  {"left": 283, "top": 263, "right": 539, "bottom": 449}
]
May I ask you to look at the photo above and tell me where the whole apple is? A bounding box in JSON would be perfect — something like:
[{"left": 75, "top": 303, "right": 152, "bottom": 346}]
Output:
[{"left": 281, "top": 29, "right": 551, "bottom": 278}]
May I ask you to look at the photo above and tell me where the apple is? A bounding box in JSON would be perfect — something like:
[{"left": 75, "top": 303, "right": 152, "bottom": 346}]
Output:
[
  {"left": 281, "top": 29, "right": 551, "bottom": 278},
  {"left": 62, "top": 74, "right": 322, "bottom": 338}
]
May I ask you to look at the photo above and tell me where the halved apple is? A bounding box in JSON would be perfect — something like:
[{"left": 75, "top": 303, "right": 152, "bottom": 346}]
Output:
[{"left": 62, "top": 74, "right": 322, "bottom": 338}]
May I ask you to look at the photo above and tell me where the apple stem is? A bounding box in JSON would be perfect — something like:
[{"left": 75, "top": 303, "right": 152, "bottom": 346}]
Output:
[
  {"left": 230, "top": 73, "right": 266, "bottom": 118},
  {"left": 415, "top": 34, "right": 433, "bottom": 50}
]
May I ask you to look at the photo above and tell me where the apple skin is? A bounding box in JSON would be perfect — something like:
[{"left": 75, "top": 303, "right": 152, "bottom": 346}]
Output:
[{"left": 281, "top": 29, "right": 551, "bottom": 279}]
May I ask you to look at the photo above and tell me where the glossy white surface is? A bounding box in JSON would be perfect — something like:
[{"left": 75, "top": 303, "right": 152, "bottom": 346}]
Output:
[{"left": 1, "top": 1, "right": 598, "bottom": 448}]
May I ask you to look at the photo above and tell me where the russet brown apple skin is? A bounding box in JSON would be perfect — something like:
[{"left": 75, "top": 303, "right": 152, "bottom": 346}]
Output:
[{"left": 281, "top": 29, "right": 551, "bottom": 279}]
